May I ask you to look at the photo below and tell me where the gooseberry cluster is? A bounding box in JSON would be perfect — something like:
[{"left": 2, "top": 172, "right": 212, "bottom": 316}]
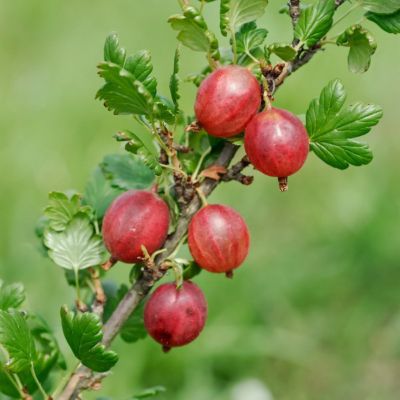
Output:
[{"left": 102, "top": 65, "right": 310, "bottom": 350}]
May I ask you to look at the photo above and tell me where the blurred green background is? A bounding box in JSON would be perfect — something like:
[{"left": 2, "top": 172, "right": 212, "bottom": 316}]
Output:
[{"left": 1, "top": 1, "right": 400, "bottom": 399}]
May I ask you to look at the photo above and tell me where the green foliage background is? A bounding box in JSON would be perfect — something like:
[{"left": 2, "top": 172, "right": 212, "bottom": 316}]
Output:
[{"left": 1, "top": 1, "right": 399, "bottom": 399}]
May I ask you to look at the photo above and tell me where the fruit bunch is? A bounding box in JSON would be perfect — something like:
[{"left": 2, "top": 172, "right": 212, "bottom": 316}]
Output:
[{"left": 102, "top": 65, "right": 310, "bottom": 350}]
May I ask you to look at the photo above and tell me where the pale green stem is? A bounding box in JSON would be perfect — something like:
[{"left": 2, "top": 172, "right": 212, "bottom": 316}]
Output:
[
  {"left": 192, "top": 146, "right": 211, "bottom": 181},
  {"left": 30, "top": 362, "right": 49, "bottom": 400}
]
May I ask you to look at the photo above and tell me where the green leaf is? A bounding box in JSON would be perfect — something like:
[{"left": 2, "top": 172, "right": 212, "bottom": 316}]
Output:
[
  {"left": 83, "top": 167, "right": 123, "bottom": 220},
  {"left": 306, "top": 79, "right": 383, "bottom": 169},
  {"left": 116, "top": 131, "right": 162, "bottom": 176},
  {"left": 60, "top": 307, "right": 118, "bottom": 372},
  {"left": 268, "top": 43, "right": 297, "bottom": 61},
  {"left": 104, "top": 33, "right": 126, "bottom": 66},
  {"left": 101, "top": 153, "right": 155, "bottom": 190},
  {"left": 0, "top": 310, "right": 36, "bottom": 373},
  {"left": 168, "top": 7, "right": 219, "bottom": 58},
  {"left": 235, "top": 22, "right": 268, "bottom": 55},
  {"left": 294, "top": 0, "right": 335, "bottom": 47},
  {"left": 366, "top": 9, "right": 400, "bottom": 34},
  {"left": 169, "top": 48, "right": 181, "bottom": 109},
  {"left": 132, "top": 386, "right": 166, "bottom": 399},
  {"left": 220, "top": 0, "right": 269, "bottom": 36},
  {"left": 0, "top": 281, "right": 25, "bottom": 311},
  {"left": 97, "top": 34, "right": 158, "bottom": 116},
  {"left": 96, "top": 63, "right": 155, "bottom": 116},
  {"left": 361, "top": 0, "right": 400, "bottom": 14},
  {"left": 44, "top": 216, "right": 105, "bottom": 272},
  {"left": 337, "top": 25, "right": 377, "bottom": 73},
  {"left": 44, "top": 192, "right": 92, "bottom": 232}
]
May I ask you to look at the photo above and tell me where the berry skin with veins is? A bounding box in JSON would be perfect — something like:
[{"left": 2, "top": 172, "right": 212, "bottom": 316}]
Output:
[
  {"left": 102, "top": 190, "right": 170, "bottom": 264},
  {"left": 188, "top": 204, "right": 250, "bottom": 274},
  {"left": 244, "top": 107, "right": 309, "bottom": 190},
  {"left": 144, "top": 281, "right": 208, "bottom": 351},
  {"left": 195, "top": 66, "right": 261, "bottom": 138}
]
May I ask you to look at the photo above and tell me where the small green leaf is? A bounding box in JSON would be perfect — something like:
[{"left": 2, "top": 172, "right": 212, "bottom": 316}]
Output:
[
  {"left": 0, "top": 310, "right": 36, "bottom": 373},
  {"left": 169, "top": 7, "right": 219, "bottom": 57},
  {"left": 337, "top": 25, "right": 377, "bottom": 73},
  {"left": 295, "top": 0, "right": 335, "bottom": 47},
  {"left": 96, "top": 63, "right": 155, "bottom": 116},
  {"left": 44, "top": 192, "right": 91, "bottom": 232},
  {"left": 44, "top": 216, "right": 105, "bottom": 272},
  {"left": 268, "top": 43, "right": 297, "bottom": 61},
  {"left": 361, "top": 0, "right": 400, "bottom": 14},
  {"left": 104, "top": 33, "right": 126, "bottom": 65},
  {"left": 101, "top": 154, "right": 155, "bottom": 190},
  {"left": 60, "top": 307, "right": 118, "bottom": 372},
  {"left": 366, "top": 9, "right": 400, "bottom": 34},
  {"left": 169, "top": 48, "right": 181, "bottom": 109},
  {"left": 220, "top": 0, "right": 269, "bottom": 36},
  {"left": 117, "top": 131, "right": 162, "bottom": 176},
  {"left": 306, "top": 79, "right": 383, "bottom": 169},
  {"left": 132, "top": 386, "right": 166, "bottom": 399},
  {"left": 0, "top": 281, "right": 25, "bottom": 311},
  {"left": 83, "top": 167, "right": 123, "bottom": 220},
  {"left": 235, "top": 22, "right": 268, "bottom": 55}
]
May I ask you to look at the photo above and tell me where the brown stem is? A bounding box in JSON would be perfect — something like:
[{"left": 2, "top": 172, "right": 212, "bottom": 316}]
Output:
[
  {"left": 289, "top": 0, "right": 301, "bottom": 28},
  {"left": 221, "top": 156, "right": 253, "bottom": 185}
]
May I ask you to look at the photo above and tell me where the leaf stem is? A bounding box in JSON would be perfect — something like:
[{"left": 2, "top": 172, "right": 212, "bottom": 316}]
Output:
[
  {"left": 192, "top": 146, "right": 211, "bottom": 181},
  {"left": 332, "top": 1, "right": 360, "bottom": 28},
  {"left": 30, "top": 362, "right": 49, "bottom": 400}
]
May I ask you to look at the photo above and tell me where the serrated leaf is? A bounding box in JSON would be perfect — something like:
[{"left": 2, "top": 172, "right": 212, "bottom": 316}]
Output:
[
  {"left": 361, "top": 0, "right": 400, "bottom": 14},
  {"left": 366, "top": 9, "right": 400, "bottom": 34},
  {"left": 220, "top": 0, "right": 269, "bottom": 36},
  {"left": 0, "top": 281, "right": 25, "bottom": 311},
  {"left": 295, "top": 0, "right": 335, "bottom": 47},
  {"left": 104, "top": 33, "right": 126, "bottom": 65},
  {"left": 97, "top": 63, "right": 155, "bottom": 116},
  {"left": 60, "top": 307, "right": 118, "bottom": 372},
  {"left": 168, "top": 7, "right": 219, "bottom": 57},
  {"left": 0, "top": 310, "right": 36, "bottom": 373},
  {"left": 101, "top": 154, "right": 155, "bottom": 190},
  {"left": 117, "top": 131, "right": 162, "bottom": 176},
  {"left": 83, "top": 167, "right": 123, "bottom": 220},
  {"left": 235, "top": 22, "right": 268, "bottom": 54},
  {"left": 306, "top": 79, "right": 383, "bottom": 169},
  {"left": 268, "top": 43, "right": 297, "bottom": 61},
  {"left": 44, "top": 216, "right": 105, "bottom": 272},
  {"left": 132, "top": 386, "right": 166, "bottom": 399},
  {"left": 44, "top": 192, "right": 91, "bottom": 232},
  {"left": 337, "top": 25, "right": 377, "bottom": 73},
  {"left": 169, "top": 48, "right": 180, "bottom": 109},
  {"left": 154, "top": 97, "right": 178, "bottom": 127}
]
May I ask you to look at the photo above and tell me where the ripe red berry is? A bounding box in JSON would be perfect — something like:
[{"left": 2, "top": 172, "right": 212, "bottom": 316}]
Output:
[
  {"left": 188, "top": 204, "right": 250, "bottom": 275},
  {"left": 194, "top": 66, "right": 261, "bottom": 138},
  {"left": 144, "top": 281, "right": 207, "bottom": 351},
  {"left": 102, "top": 190, "right": 169, "bottom": 263},
  {"left": 244, "top": 107, "right": 309, "bottom": 190}
]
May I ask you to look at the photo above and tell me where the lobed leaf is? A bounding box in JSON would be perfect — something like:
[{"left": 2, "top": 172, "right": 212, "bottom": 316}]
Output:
[
  {"left": 235, "top": 22, "right": 268, "bottom": 55},
  {"left": 83, "top": 167, "right": 123, "bottom": 220},
  {"left": 101, "top": 153, "right": 155, "bottom": 190},
  {"left": 60, "top": 307, "right": 118, "bottom": 372},
  {"left": 268, "top": 43, "right": 297, "bottom": 61},
  {"left": 337, "top": 25, "right": 377, "bottom": 73},
  {"left": 221, "top": 0, "right": 269, "bottom": 36},
  {"left": 0, "top": 310, "right": 36, "bottom": 373},
  {"left": 306, "top": 79, "right": 383, "bottom": 169},
  {"left": 44, "top": 216, "right": 105, "bottom": 272},
  {"left": 294, "top": 0, "right": 335, "bottom": 47},
  {"left": 0, "top": 281, "right": 25, "bottom": 311}
]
